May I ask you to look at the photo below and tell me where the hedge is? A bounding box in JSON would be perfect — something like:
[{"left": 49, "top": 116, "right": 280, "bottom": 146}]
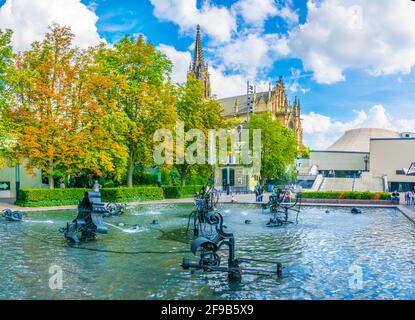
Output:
[
  {"left": 301, "top": 191, "right": 390, "bottom": 200},
  {"left": 16, "top": 188, "right": 88, "bottom": 203},
  {"left": 162, "top": 185, "right": 204, "bottom": 199},
  {"left": 16, "top": 187, "right": 164, "bottom": 207},
  {"left": 100, "top": 187, "right": 164, "bottom": 202}
]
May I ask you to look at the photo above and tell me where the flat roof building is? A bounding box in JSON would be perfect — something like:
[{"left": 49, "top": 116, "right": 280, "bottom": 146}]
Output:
[{"left": 298, "top": 128, "right": 415, "bottom": 192}]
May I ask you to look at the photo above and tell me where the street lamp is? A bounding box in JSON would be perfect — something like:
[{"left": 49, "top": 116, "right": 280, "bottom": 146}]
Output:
[{"left": 364, "top": 155, "right": 370, "bottom": 172}]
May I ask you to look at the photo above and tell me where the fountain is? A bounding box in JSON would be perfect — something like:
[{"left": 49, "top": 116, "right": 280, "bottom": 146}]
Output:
[
  {"left": 1, "top": 209, "right": 24, "bottom": 222},
  {"left": 63, "top": 192, "right": 108, "bottom": 243},
  {"left": 262, "top": 188, "right": 302, "bottom": 226},
  {"left": 182, "top": 175, "right": 282, "bottom": 282},
  {"left": 104, "top": 203, "right": 127, "bottom": 217}
]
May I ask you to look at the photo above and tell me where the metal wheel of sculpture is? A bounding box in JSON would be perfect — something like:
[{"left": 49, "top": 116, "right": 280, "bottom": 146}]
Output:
[{"left": 104, "top": 203, "right": 127, "bottom": 217}]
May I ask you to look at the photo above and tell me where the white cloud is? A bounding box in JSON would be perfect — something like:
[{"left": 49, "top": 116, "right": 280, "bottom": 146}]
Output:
[
  {"left": 233, "top": 0, "right": 298, "bottom": 27},
  {"left": 233, "top": 0, "right": 278, "bottom": 26},
  {"left": 0, "top": 0, "right": 103, "bottom": 51},
  {"left": 217, "top": 34, "right": 270, "bottom": 78},
  {"left": 302, "top": 105, "right": 415, "bottom": 149},
  {"left": 149, "top": 0, "right": 236, "bottom": 43},
  {"left": 288, "top": 0, "right": 415, "bottom": 84},
  {"left": 287, "top": 68, "right": 310, "bottom": 94},
  {"left": 209, "top": 67, "right": 247, "bottom": 99},
  {"left": 216, "top": 33, "right": 289, "bottom": 80},
  {"left": 157, "top": 44, "right": 192, "bottom": 84}
]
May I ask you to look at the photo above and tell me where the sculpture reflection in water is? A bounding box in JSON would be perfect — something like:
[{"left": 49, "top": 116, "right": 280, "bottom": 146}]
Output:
[
  {"left": 182, "top": 175, "right": 282, "bottom": 282},
  {"left": 262, "top": 188, "right": 302, "bottom": 227},
  {"left": 63, "top": 192, "right": 108, "bottom": 243}
]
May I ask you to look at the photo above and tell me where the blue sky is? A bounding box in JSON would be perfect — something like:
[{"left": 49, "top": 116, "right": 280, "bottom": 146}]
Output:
[{"left": 1, "top": 0, "right": 415, "bottom": 149}]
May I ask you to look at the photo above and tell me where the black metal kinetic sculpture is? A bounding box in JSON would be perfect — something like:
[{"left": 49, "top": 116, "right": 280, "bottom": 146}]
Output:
[
  {"left": 63, "top": 192, "right": 108, "bottom": 243},
  {"left": 262, "top": 189, "right": 302, "bottom": 227},
  {"left": 182, "top": 175, "right": 282, "bottom": 282},
  {"left": 104, "top": 203, "right": 127, "bottom": 217}
]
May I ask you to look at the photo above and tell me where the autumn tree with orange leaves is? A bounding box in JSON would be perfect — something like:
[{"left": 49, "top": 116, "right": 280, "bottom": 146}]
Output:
[{"left": 7, "top": 24, "right": 129, "bottom": 188}]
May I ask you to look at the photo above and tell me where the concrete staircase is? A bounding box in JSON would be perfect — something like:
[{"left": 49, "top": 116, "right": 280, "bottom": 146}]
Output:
[
  {"left": 311, "top": 174, "right": 324, "bottom": 191},
  {"left": 353, "top": 172, "right": 384, "bottom": 192},
  {"left": 315, "top": 173, "right": 384, "bottom": 192},
  {"left": 319, "top": 178, "right": 354, "bottom": 191}
]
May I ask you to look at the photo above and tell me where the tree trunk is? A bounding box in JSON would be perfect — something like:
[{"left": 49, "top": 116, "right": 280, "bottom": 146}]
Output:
[
  {"left": 48, "top": 173, "right": 54, "bottom": 189},
  {"left": 180, "top": 166, "right": 187, "bottom": 186},
  {"left": 127, "top": 154, "right": 134, "bottom": 188},
  {"left": 48, "top": 162, "right": 54, "bottom": 189}
]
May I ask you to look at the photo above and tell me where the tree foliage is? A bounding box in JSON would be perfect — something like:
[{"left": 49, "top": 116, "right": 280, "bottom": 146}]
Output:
[
  {"left": 301, "top": 145, "right": 310, "bottom": 159},
  {"left": 0, "top": 29, "right": 15, "bottom": 168},
  {"left": 7, "top": 25, "right": 128, "bottom": 188},
  {"left": 174, "top": 75, "right": 226, "bottom": 185},
  {"left": 97, "top": 35, "right": 177, "bottom": 187},
  {"left": 247, "top": 112, "right": 298, "bottom": 181}
]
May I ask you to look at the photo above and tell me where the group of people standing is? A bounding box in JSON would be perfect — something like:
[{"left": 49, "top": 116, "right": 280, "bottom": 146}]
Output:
[
  {"left": 405, "top": 190, "right": 415, "bottom": 206},
  {"left": 255, "top": 183, "right": 294, "bottom": 203},
  {"left": 391, "top": 190, "right": 415, "bottom": 205}
]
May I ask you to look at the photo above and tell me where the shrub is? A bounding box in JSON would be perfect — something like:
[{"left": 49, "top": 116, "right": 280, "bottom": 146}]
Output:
[
  {"left": 17, "top": 188, "right": 88, "bottom": 203},
  {"left": 16, "top": 186, "right": 164, "bottom": 207},
  {"left": 162, "top": 185, "right": 204, "bottom": 199},
  {"left": 301, "top": 191, "right": 390, "bottom": 200},
  {"left": 101, "top": 187, "right": 164, "bottom": 202}
]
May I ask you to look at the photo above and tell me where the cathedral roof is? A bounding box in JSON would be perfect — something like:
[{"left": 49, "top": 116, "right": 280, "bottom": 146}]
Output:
[{"left": 219, "top": 91, "right": 271, "bottom": 117}]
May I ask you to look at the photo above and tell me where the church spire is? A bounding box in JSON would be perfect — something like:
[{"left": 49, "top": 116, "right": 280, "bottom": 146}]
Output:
[
  {"left": 193, "top": 25, "right": 204, "bottom": 69},
  {"left": 294, "top": 96, "right": 301, "bottom": 115},
  {"left": 188, "top": 25, "right": 211, "bottom": 99}
]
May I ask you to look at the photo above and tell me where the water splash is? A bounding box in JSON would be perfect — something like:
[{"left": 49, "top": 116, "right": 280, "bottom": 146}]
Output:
[
  {"left": 104, "top": 222, "right": 143, "bottom": 234},
  {"left": 23, "top": 219, "right": 54, "bottom": 224}
]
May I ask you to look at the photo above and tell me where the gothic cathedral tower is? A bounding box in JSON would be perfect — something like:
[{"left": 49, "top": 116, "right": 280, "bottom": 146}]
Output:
[{"left": 188, "top": 25, "right": 211, "bottom": 99}]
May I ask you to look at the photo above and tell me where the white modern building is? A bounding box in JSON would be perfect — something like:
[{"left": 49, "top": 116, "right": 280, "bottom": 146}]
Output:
[{"left": 298, "top": 128, "right": 415, "bottom": 192}]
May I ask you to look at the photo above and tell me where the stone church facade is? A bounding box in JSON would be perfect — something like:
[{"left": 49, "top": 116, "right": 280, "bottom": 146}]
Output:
[
  {"left": 188, "top": 26, "right": 303, "bottom": 153},
  {"left": 218, "top": 79, "right": 303, "bottom": 153},
  {"left": 188, "top": 26, "right": 304, "bottom": 191}
]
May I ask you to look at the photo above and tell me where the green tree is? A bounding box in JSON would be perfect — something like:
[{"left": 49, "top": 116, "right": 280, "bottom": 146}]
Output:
[
  {"left": 301, "top": 145, "right": 310, "bottom": 159},
  {"left": 0, "top": 29, "right": 15, "bottom": 168},
  {"left": 282, "top": 164, "right": 299, "bottom": 183},
  {"left": 247, "top": 112, "right": 298, "bottom": 181},
  {"left": 97, "top": 35, "right": 177, "bottom": 187},
  {"left": 174, "top": 76, "right": 225, "bottom": 185}
]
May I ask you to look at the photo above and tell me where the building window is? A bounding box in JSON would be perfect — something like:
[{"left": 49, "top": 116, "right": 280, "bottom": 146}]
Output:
[{"left": 389, "top": 182, "right": 415, "bottom": 192}]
